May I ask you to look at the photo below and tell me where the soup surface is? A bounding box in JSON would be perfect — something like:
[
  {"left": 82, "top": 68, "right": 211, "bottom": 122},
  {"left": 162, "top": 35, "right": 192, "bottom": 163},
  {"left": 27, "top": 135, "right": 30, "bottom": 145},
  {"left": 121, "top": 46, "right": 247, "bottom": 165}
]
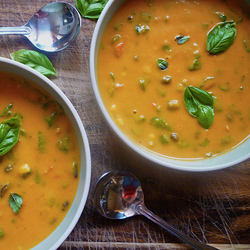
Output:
[
  {"left": 97, "top": 0, "right": 250, "bottom": 159},
  {"left": 0, "top": 72, "right": 80, "bottom": 249}
]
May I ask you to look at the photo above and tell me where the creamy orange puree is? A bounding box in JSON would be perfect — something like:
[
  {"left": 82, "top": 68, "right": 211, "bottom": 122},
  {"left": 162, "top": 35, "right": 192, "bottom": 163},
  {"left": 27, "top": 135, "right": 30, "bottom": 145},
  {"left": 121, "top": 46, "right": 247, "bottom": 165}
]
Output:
[
  {"left": 0, "top": 72, "right": 80, "bottom": 249},
  {"left": 97, "top": 0, "right": 250, "bottom": 159}
]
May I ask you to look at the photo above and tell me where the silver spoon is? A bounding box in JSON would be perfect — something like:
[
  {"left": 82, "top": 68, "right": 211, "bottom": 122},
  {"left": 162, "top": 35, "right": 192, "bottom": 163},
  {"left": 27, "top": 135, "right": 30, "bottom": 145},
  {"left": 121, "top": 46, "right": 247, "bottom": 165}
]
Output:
[
  {"left": 94, "top": 171, "right": 219, "bottom": 250},
  {"left": 0, "top": 2, "right": 81, "bottom": 52}
]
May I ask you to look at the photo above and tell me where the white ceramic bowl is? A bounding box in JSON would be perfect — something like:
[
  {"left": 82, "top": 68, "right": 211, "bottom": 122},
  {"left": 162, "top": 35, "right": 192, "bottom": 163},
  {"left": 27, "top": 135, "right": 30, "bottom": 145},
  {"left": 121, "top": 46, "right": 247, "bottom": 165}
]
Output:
[
  {"left": 0, "top": 57, "right": 91, "bottom": 250},
  {"left": 90, "top": 0, "right": 250, "bottom": 172}
]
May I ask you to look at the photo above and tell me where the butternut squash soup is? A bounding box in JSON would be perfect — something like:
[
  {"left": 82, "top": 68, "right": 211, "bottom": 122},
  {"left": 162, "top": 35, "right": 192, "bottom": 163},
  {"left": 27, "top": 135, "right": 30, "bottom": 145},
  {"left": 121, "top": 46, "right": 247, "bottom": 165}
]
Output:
[
  {"left": 97, "top": 0, "right": 250, "bottom": 160},
  {"left": 0, "top": 72, "right": 80, "bottom": 249}
]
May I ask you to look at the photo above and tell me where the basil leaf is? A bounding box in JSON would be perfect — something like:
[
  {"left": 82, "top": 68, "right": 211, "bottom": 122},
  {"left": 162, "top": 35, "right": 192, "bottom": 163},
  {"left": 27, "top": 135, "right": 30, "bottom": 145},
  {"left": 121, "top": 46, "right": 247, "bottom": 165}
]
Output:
[
  {"left": 0, "top": 229, "right": 3, "bottom": 238},
  {"left": 157, "top": 58, "right": 168, "bottom": 70},
  {"left": 175, "top": 35, "right": 190, "bottom": 44},
  {"left": 0, "top": 117, "right": 21, "bottom": 156},
  {"left": 75, "top": 0, "right": 109, "bottom": 19},
  {"left": 10, "top": 49, "right": 57, "bottom": 77},
  {"left": 8, "top": 193, "right": 22, "bottom": 214},
  {"left": 184, "top": 86, "right": 214, "bottom": 129},
  {"left": 207, "top": 21, "right": 237, "bottom": 54}
]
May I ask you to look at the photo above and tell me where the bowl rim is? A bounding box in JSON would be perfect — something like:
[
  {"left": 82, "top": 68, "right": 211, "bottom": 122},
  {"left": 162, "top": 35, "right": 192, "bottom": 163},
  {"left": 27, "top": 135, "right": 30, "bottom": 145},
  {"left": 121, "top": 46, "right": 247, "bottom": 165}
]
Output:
[
  {"left": 0, "top": 57, "right": 91, "bottom": 250},
  {"left": 90, "top": 0, "right": 250, "bottom": 172}
]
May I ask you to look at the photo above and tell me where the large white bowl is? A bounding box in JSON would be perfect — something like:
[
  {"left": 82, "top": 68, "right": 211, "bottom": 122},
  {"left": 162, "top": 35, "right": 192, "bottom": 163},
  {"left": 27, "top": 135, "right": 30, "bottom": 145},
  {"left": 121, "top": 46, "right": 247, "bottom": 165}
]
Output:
[
  {"left": 0, "top": 57, "right": 91, "bottom": 250},
  {"left": 90, "top": 0, "right": 250, "bottom": 172}
]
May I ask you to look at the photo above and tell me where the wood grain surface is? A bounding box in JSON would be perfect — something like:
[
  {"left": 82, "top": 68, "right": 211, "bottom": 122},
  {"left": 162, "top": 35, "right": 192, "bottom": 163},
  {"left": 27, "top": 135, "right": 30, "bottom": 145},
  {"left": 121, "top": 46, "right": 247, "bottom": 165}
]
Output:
[{"left": 1, "top": 1, "right": 250, "bottom": 249}]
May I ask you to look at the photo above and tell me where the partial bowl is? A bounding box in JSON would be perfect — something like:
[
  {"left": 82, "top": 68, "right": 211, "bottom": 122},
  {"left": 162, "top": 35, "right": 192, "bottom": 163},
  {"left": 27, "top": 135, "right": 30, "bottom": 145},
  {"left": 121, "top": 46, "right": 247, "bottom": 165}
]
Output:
[
  {"left": 90, "top": 0, "right": 250, "bottom": 172},
  {"left": 0, "top": 57, "right": 91, "bottom": 249}
]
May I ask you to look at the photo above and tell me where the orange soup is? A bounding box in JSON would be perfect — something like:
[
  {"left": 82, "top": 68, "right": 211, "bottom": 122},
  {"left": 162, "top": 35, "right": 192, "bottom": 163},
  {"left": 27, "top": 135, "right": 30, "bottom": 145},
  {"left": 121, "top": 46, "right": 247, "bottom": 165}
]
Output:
[
  {"left": 0, "top": 72, "right": 80, "bottom": 249},
  {"left": 97, "top": 0, "right": 250, "bottom": 159}
]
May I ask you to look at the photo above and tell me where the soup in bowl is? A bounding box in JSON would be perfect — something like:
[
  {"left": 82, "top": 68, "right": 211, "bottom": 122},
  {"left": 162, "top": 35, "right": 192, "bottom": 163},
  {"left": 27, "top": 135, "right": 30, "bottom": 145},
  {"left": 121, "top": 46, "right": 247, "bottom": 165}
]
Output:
[
  {"left": 0, "top": 57, "right": 91, "bottom": 249},
  {"left": 90, "top": 0, "right": 250, "bottom": 171}
]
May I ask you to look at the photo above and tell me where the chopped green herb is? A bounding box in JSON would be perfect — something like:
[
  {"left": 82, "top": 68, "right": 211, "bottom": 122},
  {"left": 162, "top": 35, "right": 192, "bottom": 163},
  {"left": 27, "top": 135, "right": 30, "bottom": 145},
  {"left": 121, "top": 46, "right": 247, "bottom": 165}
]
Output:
[
  {"left": 151, "top": 117, "right": 170, "bottom": 130},
  {"left": 57, "top": 135, "right": 70, "bottom": 152},
  {"left": 35, "top": 171, "right": 40, "bottom": 184},
  {"left": 157, "top": 58, "right": 168, "bottom": 70},
  {"left": 188, "top": 55, "right": 201, "bottom": 71},
  {"left": 200, "top": 138, "right": 210, "bottom": 147},
  {"left": 8, "top": 193, "right": 22, "bottom": 214},
  {"left": 0, "top": 104, "right": 12, "bottom": 117},
  {"left": 160, "top": 134, "right": 169, "bottom": 144},
  {"left": 45, "top": 112, "right": 57, "bottom": 127},
  {"left": 139, "top": 77, "right": 150, "bottom": 91},
  {"left": 162, "top": 45, "right": 171, "bottom": 51},
  {"left": 175, "top": 35, "right": 190, "bottom": 44},
  {"left": 110, "top": 72, "right": 115, "bottom": 81},
  {"left": 38, "top": 131, "right": 46, "bottom": 153},
  {"left": 216, "top": 12, "right": 227, "bottom": 22},
  {"left": 135, "top": 24, "right": 150, "bottom": 34}
]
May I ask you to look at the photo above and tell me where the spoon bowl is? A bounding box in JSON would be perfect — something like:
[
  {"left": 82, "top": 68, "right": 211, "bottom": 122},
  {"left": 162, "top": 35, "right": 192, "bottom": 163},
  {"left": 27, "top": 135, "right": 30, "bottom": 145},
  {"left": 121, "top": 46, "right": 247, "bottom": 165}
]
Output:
[
  {"left": 94, "top": 171, "right": 219, "bottom": 250},
  {"left": 0, "top": 2, "right": 81, "bottom": 52}
]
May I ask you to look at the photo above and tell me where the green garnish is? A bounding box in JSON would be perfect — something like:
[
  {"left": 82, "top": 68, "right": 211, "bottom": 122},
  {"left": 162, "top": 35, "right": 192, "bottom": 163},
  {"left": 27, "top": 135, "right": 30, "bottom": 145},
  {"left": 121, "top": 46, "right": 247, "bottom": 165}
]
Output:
[
  {"left": 75, "top": 0, "right": 109, "bottom": 19},
  {"left": 184, "top": 85, "right": 214, "bottom": 129},
  {"left": 207, "top": 21, "right": 237, "bottom": 54},
  {"left": 0, "top": 117, "right": 21, "bottom": 156},
  {"left": 10, "top": 49, "right": 57, "bottom": 77},
  {"left": 175, "top": 35, "right": 190, "bottom": 44},
  {"left": 157, "top": 58, "right": 168, "bottom": 70},
  {"left": 8, "top": 193, "right": 22, "bottom": 214}
]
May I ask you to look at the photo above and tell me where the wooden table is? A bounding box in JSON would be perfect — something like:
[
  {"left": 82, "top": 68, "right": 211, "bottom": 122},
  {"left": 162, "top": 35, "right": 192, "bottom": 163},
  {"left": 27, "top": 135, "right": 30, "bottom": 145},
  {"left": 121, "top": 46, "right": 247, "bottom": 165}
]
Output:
[{"left": 1, "top": 1, "right": 250, "bottom": 249}]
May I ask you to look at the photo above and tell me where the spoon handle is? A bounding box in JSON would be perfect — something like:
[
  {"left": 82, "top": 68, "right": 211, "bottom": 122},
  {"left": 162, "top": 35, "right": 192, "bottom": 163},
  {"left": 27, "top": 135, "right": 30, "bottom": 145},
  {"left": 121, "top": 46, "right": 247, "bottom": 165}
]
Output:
[
  {"left": 0, "top": 26, "right": 31, "bottom": 35},
  {"left": 136, "top": 204, "right": 219, "bottom": 250}
]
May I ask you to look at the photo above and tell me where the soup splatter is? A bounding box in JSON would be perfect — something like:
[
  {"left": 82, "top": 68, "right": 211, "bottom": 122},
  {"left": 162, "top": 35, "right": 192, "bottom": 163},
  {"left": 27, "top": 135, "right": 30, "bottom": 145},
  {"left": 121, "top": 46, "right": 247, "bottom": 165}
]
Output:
[
  {"left": 0, "top": 72, "right": 80, "bottom": 249},
  {"left": 97, "top": 0, "right": 250, "bottom": 159}
]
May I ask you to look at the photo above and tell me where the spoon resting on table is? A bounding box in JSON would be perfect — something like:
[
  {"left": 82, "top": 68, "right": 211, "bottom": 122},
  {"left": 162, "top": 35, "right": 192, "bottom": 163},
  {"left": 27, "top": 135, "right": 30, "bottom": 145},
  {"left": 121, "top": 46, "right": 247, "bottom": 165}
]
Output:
[
  {"left": 0, "top": 2, "right": 81, "bottom": 52},
  {"left": 94, "top": 171, "right": 219, "bottom": 250}
]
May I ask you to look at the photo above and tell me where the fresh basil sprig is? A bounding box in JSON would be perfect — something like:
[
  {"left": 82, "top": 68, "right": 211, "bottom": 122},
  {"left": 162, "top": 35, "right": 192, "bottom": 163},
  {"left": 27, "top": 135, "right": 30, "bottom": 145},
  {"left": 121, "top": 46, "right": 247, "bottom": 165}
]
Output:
[
  {"left": 8, "top": 193, "right": 23, "bottom": 214},
  {"left": 75, "top": 0, "right": 109, "bottom": 19},
  {"left": 184, "top": 85, "right": 214, "bottom": 129},
  {"left": 207, "top": 21, "right": 237, "bottom": 54},
  {"left": 10, "top": 49, "right": 57, "bottom": 77},
  {"left": 0, "top": 117, "right": 21, "bottom": 156}
]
